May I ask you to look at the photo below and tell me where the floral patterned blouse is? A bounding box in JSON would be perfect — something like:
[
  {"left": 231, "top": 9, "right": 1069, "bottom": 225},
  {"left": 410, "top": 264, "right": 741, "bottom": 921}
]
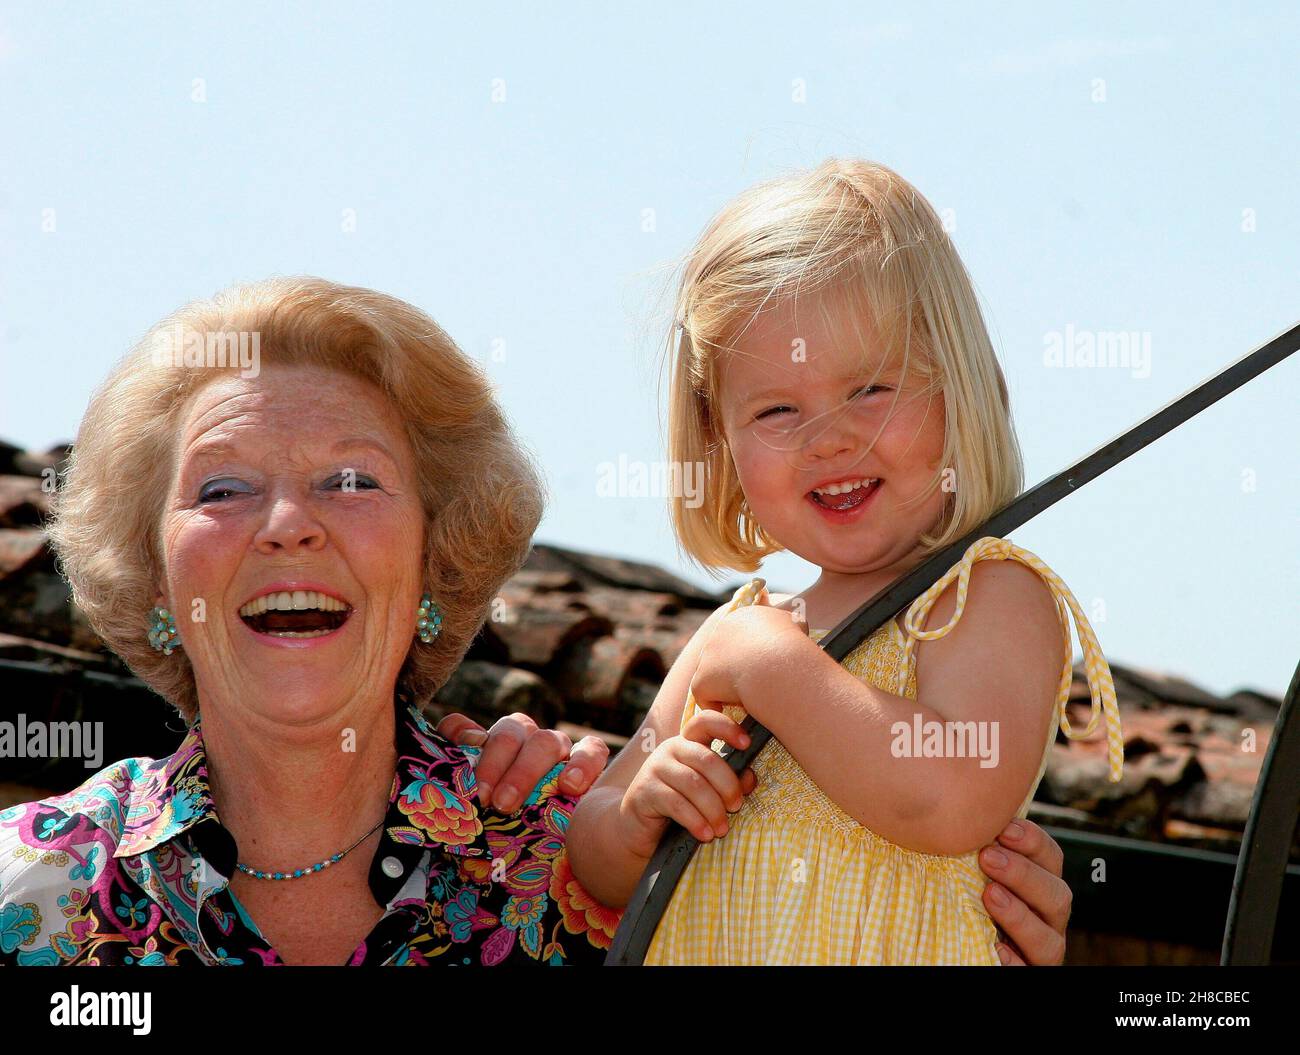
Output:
[{"left": 0, "top": 701, "right": 622, "bottom": 965}]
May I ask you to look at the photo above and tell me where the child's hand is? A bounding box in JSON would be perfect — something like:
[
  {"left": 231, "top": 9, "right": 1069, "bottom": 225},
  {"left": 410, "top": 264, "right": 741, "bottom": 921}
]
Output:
[
  {"left": 617, "top": 711, "right": 758, "bottom": 860},
  {"left": 687, "top": 602, "right": 810, "bottom": 715}
]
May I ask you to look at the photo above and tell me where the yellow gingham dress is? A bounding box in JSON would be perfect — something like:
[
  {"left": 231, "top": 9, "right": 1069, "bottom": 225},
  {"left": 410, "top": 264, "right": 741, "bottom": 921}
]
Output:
[{"left": 643, "top": 536, "right": 1124, "bottom": 965}]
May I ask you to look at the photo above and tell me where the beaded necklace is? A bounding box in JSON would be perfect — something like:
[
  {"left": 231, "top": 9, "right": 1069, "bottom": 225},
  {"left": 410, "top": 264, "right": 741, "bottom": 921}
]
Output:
[{"left": 235, "top": 816, "right": 386, "bottom": 881}]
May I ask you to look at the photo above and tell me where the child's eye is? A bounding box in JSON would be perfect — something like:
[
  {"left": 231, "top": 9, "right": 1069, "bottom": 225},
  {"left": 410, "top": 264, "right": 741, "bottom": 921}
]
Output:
[
  {"left": 754, "top": 386, "right": 888, "bottom": 422},
  {"left": 198, "top": 478, "right": 253, "bottom": 503}
]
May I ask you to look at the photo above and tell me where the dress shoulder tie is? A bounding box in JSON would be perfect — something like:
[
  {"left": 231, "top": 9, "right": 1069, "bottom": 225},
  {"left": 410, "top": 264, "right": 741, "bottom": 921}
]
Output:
[{"left": 896, "top": 536, "right": 1123, "bottom": 783}]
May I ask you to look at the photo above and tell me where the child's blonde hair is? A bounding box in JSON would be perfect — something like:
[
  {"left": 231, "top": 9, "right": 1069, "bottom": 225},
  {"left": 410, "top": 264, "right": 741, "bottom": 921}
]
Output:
[{"left": 665, "top": 157, "right": 1024, "bottom": 576}]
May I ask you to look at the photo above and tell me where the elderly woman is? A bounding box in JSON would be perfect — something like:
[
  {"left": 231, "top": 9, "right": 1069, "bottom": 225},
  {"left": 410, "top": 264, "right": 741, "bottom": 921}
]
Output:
[{"left": 0, "top": 278, "right": 1073, "bottom": 966}]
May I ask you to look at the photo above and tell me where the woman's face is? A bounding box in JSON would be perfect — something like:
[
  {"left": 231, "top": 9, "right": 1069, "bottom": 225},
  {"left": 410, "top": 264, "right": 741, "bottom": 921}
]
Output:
[
  {"left": 716, "top": 297, "right": 949, "bottom": 578},
  {"left": 159, "top": 364, "right": 427, "bottom": 725}
]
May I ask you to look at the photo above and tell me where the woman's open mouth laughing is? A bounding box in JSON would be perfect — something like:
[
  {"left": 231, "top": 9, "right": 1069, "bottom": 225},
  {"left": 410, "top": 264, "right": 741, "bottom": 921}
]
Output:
[{"left": 238, "top": 587, "right": 352, "bottom": 640}]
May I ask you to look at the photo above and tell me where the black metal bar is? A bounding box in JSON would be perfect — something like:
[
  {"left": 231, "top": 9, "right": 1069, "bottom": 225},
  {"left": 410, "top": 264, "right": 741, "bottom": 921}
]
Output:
[
  {"left": 606, "top": 320, "right": 1300, "bottom": 965},
  {"left": 1221, "top": 656, "right": 1300, "bottom": 964}
]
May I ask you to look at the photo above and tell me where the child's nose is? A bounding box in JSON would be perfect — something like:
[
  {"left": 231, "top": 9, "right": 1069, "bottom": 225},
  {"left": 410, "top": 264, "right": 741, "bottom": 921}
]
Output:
[{"left": 796, "top": 406, "right": 860, "bottom": 463}]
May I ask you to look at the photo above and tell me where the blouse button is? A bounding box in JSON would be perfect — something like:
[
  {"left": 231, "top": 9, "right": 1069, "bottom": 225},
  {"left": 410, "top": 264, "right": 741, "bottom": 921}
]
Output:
[{"left": 381, "top": 856, "right": 404, "bottom": 879}]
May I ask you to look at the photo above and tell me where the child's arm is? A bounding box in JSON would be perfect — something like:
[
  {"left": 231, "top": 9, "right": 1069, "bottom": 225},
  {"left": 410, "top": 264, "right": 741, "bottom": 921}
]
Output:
[
  {"left": 567, "top": 604, "right": 757, "bottom": 908},
  {"left": 690, "top": 560, "right": 1064, "bottom": 857}
]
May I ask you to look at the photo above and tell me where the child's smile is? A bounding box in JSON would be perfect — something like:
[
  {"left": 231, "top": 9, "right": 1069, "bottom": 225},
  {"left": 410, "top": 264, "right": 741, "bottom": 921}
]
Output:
[
  {"left": 807, "top": 475, "right": 883, "bottom": 518},
  {"left": 717, "top": 293, "right": 949, "bottom": 583}
]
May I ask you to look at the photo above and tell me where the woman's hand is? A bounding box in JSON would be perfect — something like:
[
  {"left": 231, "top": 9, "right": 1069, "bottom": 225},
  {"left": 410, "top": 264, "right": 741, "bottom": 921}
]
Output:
[
  {"left": 436, "top": 712, "right": 610, "bottom": 812},
  {"left": 617, "top": 711, "right": 759, "bottom": 860},
  {"left": 978, "top": 819, "right": 1072, "bottom": 965}
]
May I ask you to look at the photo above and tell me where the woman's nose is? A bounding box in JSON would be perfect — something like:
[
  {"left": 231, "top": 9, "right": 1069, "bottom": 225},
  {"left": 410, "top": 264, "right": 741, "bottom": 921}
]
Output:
[{"left": 252, "top": 492, "right": 327, "bottom": 553}]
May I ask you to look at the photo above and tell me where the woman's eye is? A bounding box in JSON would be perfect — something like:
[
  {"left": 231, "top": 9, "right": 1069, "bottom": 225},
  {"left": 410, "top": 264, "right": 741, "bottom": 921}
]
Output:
[
  {"left": 756, "top": 405, "right": 795, "bottom": 421},
  {"left": 324, "top": 471, "right": 379, "bottom": 491},
  {"left": 198, "top": 478, "right": 252, "bottom": 503}
]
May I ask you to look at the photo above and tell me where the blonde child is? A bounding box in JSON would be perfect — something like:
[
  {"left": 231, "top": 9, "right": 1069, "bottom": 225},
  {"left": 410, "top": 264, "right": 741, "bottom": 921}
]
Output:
[{"left": 568, "top": 158, "right": 1124, "bottom": 965}]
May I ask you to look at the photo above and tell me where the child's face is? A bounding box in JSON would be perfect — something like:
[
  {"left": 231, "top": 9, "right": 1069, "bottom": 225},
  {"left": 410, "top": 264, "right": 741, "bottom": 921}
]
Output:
[{"left": 716, "top": 296, "right": 948, "bottom": 577}]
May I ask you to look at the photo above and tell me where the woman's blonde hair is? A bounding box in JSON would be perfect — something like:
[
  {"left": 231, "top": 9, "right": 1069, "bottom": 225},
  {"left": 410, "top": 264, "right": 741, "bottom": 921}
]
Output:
[
  {"left": 665, "top": 158, "right": 1023, "bottom": 576},
  {"left": 47, "top": 276, "right": 545, "bottom": 723}
]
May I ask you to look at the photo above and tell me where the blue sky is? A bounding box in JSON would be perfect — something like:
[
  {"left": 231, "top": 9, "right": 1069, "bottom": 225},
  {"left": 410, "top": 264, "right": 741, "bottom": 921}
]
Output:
[{"left": 1, "top": 3, "right": 1297, "bottom": 697}]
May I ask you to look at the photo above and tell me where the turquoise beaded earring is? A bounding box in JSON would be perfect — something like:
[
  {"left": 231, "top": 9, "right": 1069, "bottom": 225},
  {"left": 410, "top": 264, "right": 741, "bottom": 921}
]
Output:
[
  {"left": 417, "top": 592, "right": 443, "bottom": 643},
  {"left": 147, "top": 606, "right": 181, "bottom": 655}
]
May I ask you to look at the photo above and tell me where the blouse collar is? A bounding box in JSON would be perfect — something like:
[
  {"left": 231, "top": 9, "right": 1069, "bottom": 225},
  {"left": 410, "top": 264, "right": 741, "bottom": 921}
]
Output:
[{"left": 114, "top": 698, "right": 493, "bottom": 876}]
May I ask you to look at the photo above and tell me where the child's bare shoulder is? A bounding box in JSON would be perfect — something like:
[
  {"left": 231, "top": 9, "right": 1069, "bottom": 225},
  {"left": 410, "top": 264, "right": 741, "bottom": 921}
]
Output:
[
  {"left": 975, "top": 558, "right": 1060, "bottom": 634},
  {"left": 917, "top": 557, "right": 1064, "bottom": 673},
  {"left": 975, "top": 556, "right": 1054, "bottom": 606}
]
